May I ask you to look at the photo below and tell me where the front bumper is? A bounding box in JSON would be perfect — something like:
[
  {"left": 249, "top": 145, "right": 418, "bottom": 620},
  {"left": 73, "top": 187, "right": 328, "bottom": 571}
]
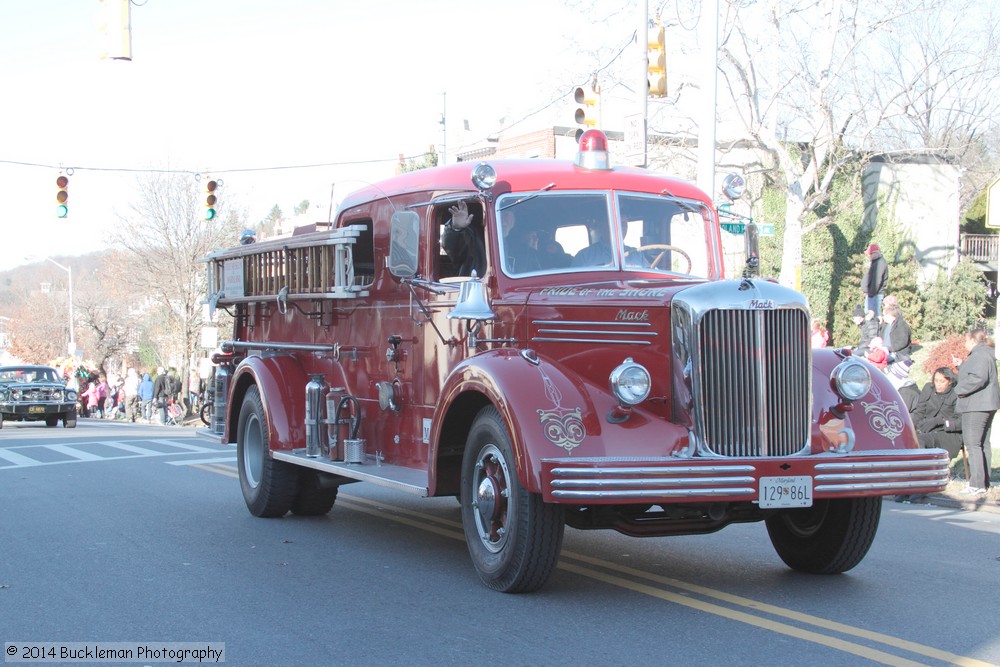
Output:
[
  {"left": 0, "top": 403, "right": 76, "bottom": 419},
  {"left": 541, "top": 449, "right": 951, "bottom": 504}
]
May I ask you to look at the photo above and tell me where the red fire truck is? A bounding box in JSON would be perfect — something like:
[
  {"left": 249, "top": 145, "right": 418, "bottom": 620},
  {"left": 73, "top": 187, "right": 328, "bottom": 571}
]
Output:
[{"left": 201, "top": 130, "right": 949, "bottom": 593}]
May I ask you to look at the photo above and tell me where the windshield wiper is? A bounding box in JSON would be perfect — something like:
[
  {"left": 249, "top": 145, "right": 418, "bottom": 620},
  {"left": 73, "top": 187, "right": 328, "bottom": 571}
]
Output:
[{"left": 498, "top": 183, "right": 556, "bottom": 211}]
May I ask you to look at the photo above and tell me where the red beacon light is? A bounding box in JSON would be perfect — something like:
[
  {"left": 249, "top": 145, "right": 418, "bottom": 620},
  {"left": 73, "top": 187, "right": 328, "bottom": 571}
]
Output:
[{"left": 574, "top": 129, "right": 610, "bottom": 170}]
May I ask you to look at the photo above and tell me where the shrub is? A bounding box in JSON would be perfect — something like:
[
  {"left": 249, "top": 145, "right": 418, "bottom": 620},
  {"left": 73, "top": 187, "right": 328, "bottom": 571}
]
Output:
[
  {"left": 918, "top": 258, "right": 988, "bottom": 340},
  {"left": 923, "top": 335, "right": 967, "bottom": 376}
]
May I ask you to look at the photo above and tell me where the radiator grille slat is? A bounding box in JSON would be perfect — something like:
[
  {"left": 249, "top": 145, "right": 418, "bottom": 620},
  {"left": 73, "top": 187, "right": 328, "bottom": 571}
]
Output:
[{"left": 697, "top": 309, "right": 809, "bottom": 457}]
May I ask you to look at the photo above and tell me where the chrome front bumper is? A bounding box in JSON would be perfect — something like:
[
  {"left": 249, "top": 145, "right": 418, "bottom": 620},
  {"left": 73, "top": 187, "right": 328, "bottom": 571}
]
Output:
[{"left": 540, "top": 449, "right": 951, "bottom": 504}]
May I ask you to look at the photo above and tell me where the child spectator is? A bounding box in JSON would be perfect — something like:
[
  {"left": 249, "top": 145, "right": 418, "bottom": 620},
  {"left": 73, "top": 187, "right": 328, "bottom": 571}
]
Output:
[
  {"left": 865, "top": 336, "right": 889, "bottom": 371},
  {"left": 811, "top": 319, "right": 829, "bottom": 348}
]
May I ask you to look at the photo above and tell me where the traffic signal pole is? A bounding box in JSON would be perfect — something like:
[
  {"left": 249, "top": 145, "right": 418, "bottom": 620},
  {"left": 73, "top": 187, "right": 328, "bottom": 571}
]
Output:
[{"left": 637, "top": 0, "right": 648, "bottom": 168}]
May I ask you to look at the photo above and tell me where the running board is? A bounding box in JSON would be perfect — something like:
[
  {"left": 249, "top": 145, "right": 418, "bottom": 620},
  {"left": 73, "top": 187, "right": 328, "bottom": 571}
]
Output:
[{"left": 272, "top": 449, "right": 430, "bottom": 497}]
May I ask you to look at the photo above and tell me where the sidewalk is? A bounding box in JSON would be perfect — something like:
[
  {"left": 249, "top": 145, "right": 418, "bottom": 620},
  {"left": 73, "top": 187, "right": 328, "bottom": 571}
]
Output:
[{"left": 903, "top": 481, "right": 1000, "bottom": 515}]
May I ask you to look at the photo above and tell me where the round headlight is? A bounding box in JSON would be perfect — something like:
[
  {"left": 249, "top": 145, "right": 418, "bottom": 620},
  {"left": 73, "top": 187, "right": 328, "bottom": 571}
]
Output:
[
  {"left": 832, "top": 360, "right": 871, "bottom": 401},
  {"left": 609, "top": 358, "right": 651, "bottom": 406},
  {"left": 66, "top": 390, "right": 77, "bottom": 402}
]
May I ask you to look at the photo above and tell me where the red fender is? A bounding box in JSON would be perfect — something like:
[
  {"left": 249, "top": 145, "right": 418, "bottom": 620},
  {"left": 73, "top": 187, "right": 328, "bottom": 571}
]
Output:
[
  {"left": 433, "top": 349, "right": 690, "bottom": 492},
  {"left": 811, "top": 348, "right": 920, "bottom": 453},
  {"left": 229, "top": 355, "right": 309, "bottom": 452}
]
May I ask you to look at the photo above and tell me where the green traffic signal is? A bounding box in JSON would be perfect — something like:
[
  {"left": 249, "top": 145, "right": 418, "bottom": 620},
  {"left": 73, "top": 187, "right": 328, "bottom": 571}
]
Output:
[{"left": 57, "top": 204, "right": 68, "bottom": 219}]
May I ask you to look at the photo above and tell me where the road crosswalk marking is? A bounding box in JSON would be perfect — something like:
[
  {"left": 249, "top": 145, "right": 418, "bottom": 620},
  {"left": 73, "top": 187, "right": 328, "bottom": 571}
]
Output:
[
  {"left": 0, "top": 439, "right": 230, "bottom": 470},
  {"left": 44, "top": 444, "right": 103, "bottom": 461}
]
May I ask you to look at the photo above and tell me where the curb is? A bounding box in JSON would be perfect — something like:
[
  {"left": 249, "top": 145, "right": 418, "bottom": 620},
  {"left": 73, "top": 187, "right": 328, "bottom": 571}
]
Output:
[{"left": 899, "top": 494, "right": 1000, "bottom": 515}]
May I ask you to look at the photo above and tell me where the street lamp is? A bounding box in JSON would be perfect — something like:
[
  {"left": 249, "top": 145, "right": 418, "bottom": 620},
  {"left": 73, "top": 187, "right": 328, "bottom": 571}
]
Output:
[{"left": 28, "top": 257, "right": 74, "bottom": 355}]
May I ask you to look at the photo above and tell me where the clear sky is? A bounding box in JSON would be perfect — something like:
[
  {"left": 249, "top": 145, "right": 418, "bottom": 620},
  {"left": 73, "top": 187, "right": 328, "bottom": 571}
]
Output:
[{"left": 0, "top": 0, "right": 626, "bottom": 269}]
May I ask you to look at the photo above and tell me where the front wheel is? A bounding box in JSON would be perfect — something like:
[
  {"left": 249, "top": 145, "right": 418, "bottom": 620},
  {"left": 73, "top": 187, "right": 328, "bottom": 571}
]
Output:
[
  {"left": 63, "top": 412, "right": 77, "bottom": 428},
  {"left": 237, "top": 386, "right": 300, "bottom": 518},
  {"left": 765, "top": 497, "right": 882, "bottom": 574},
  {"left": 460, "top": 406, "right": 564, "bottom": 593}
]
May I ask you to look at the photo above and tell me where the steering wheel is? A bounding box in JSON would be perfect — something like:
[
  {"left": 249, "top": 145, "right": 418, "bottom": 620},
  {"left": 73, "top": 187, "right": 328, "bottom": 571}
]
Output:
[{"left": 625, "top": 244, "right": 692, "bottom": 273}]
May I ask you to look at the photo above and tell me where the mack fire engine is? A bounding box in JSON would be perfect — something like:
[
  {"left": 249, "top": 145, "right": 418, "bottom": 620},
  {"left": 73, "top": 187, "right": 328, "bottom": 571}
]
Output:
[{"left": 201, "top": 130, "right": 949, "bottom": 593}]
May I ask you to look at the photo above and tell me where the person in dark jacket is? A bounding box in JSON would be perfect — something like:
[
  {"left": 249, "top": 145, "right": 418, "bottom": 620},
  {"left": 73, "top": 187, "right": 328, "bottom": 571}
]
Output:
[
  {"left": 880, "top": 302, "right": 911, "bottom": 363},
  {"left": 860, "top": 243, "right": 888, "bottom": 318},
  {"left": 441, "top": 200, "right": 487, "bottom": 278},
  {"left": 851, "top": 304, "right": 879, "bottom": 353},
  {"left": 911, "top": 367, "right": 963, "bottom": 458},
  {"left": 953, "top": 328, "right": 1000, "bottom": 494},
  {"left": 152, "top": 367, "right": 170, "bottom": 425}
]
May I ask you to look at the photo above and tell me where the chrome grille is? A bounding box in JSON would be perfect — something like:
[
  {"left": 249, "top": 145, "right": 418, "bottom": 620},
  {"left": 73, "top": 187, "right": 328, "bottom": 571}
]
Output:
[{"left": 697, "top": 308, "right": 810, "bottom": 457}]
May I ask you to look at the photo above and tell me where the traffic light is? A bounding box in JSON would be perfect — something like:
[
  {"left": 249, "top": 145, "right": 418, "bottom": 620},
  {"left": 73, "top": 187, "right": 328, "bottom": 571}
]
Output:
[
  {"left": 648, "top": 24, "right": 667, "bottom": 98},
  {"left": 56, "top": 175, "right": 69, "bottom": 218},
  {"left": 573, "top": 82, "right": 601, "bottom": 142},
  {"left": 204, "top": 179, "right": 218, "bottom": 221}
]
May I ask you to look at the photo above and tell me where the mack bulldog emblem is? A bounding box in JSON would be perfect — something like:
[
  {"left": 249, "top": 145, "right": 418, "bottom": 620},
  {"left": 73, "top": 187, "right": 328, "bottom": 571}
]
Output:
[{"left": 536, "top": 365, "right": 585, "bottom": 454}]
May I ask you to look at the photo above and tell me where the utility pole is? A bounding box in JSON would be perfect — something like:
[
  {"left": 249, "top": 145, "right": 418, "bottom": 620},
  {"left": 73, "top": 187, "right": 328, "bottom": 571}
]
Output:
[
  {"left": 697, "top": 0, "right": 719, "bottom": 198},
  {"left": 637, "top": 0, "right": 649, "bottom": 168},
  {"left": 440, "top": 92, "right": 447, "bottom": 166}
]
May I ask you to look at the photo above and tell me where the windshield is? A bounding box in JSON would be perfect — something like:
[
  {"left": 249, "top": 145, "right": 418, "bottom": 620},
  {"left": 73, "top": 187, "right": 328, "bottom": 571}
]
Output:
[
  {"left": 0, "top": 367, "right": 61, "bottom": 383},
  {"left": 495, "top": 191, "right": 712, "bottom": 278}
]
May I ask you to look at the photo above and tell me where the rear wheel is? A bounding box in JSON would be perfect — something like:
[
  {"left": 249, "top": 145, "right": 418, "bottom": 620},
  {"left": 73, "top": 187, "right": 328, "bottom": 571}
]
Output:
[
  {"left": 45, "top": 416, "right": 59, "bottom": 427},
  {"left": 765, "top": 497, "right": 881, "bottom": 574},
  {"left": 200, "top": 401, "right": 212, "bottom": 426},
  {"left": 460, "top": 406, "right": 564, "bottom": 593},
  {"left": 237, "top": 386, "right": 299, "bottom": 518}
]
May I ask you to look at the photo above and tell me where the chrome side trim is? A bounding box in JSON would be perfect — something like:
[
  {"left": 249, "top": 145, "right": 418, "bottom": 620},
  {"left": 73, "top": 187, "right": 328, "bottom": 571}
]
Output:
[
  {"left": 272, "top": 449, "right": 429, "bottom": 496},
  {"left": 532, "top": 337, "right": 652, "bottom": 345}
]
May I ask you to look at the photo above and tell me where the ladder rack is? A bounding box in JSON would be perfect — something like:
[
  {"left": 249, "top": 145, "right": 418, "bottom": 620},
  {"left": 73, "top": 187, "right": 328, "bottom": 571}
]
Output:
[{"left": 202, "top": 225, "right": 370, "bottom": 305}]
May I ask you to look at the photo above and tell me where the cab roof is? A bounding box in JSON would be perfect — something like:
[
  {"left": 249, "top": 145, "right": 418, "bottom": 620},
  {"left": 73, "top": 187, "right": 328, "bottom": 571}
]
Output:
[{"left": 337, "top": 159, "right": 712, "bottom": 213}]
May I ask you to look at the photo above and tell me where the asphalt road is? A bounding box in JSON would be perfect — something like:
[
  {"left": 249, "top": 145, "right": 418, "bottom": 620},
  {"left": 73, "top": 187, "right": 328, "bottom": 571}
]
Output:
[{"left": 1, "top": 419, "right": 998, "bottom": 666}]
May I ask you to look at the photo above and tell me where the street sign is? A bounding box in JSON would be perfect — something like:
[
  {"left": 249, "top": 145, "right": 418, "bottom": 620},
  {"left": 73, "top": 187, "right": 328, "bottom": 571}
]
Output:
[
  {"left": 720, "top": 222, "right": 745, "bottom": 234},
  {"left": 759, "top": 223, "right": 775, "bottom": 236},
  {"left": 624, "top": 113, "right": 646, "bottom": 167}
]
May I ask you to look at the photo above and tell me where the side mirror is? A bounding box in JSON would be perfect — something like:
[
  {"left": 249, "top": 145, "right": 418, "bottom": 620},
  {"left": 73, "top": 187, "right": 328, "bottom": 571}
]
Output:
[
  {"left": 388, "top": 211, "right": 420, "bottom": 278},
  {"left": 721, "top": 173, "right": 746, "bottom": 201}
]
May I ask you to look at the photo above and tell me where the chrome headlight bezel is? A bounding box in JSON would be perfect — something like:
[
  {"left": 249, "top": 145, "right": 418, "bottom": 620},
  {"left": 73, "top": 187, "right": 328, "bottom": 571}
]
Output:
[
  {"left": 831, "top": 360, "right": 872, "bottom": 401},
  {"left": 609, "top": 358, "right": 652, "bottom": 406}
]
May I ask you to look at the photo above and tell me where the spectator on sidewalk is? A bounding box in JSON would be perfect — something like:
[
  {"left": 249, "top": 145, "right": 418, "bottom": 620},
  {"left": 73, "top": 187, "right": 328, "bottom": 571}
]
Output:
[
  {"left": 139, "top": 373, "right": 154, "bottom": 423},
  {"left": 953, "top": 327, "right": 1000, "bottom": 495},
  {"left": 861, "top": 243, "right": 888, "bottom": 319},
  {"left": 153, "top": 367, "right": 170, "bottom": 425},
  {"left": 852, "top": 304, "right": 878, "bottom": 353},
  {"left": 123, "top": 368, "right": 140, "bottom": 422},
  {"left": 811, "top": 318, "right": 829, "bottom": 348},
  {"left": 912, "top": 367, "right": 964, "bottom": 458},
  {"left": 881, "top": 302, "right": 912, "bottom": 364}
]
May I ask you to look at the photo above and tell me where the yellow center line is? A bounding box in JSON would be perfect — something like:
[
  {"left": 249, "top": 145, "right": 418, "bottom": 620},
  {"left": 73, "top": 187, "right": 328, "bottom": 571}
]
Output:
[
  {"left": 339, "top": 494, "right": 997, "bottom": 667},
  {"left": 190, "top": 463, "right": 239, "bottom": 479}
]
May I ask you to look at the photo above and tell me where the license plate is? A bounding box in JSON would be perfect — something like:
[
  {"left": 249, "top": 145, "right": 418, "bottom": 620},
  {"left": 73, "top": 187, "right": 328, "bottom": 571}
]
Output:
[
  {"left": 28, "top": 406, "right": 46, "bottom": 414},
  {"left": 759, "top": 476, "right": 813, "bottom": 508}
]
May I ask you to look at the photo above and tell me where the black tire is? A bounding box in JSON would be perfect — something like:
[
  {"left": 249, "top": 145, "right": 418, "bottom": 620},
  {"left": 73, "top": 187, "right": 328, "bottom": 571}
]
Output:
[
  {"left": 63, "top": 413, "right": 77, "bottom": 429},
  {"left": 460, "top": 406, "right": 564, "bottom": 593},
  {"left": 290, "top": 470, "right": 339, "bottom": 516},
  {"left": 765, "top": 496, "right": 882, "bottom": 574},
  {"left": 237, "top": 386, "right": 300, "bottom": 518},
  {"left": 45, "top": 416, "right": 59, "bottom": 427},
  {"left": 200, "top": 401, "right": 212, "bottom": 426}
]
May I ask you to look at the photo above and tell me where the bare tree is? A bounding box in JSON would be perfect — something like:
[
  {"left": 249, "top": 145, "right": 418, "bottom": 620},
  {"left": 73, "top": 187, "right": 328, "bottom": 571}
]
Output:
[
  {"left": 7, "top": 296, "right": 67, "bottom": 364},
  {"left": 718, "top": 0, "right": 1000, "bottom": 286},
  {"left": 114, "top": 173, "right": 244, "bottom": 408},
  {"left": 73, "top": 253, "right": 142, "bottom": 377}
]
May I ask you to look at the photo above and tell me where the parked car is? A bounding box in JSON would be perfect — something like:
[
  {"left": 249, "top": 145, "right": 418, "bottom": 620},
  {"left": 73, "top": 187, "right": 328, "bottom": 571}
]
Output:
[{"left": 0, "top": 365, "right": 78, "bottom": 428}]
